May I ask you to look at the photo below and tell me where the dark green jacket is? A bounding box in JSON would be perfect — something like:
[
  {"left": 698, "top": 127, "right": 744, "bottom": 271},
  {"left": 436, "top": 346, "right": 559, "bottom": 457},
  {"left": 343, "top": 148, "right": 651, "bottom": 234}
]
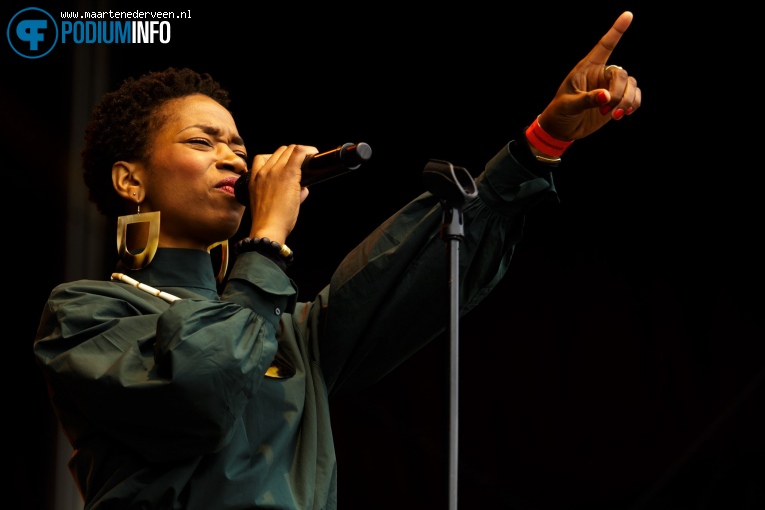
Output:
[{"left": 34, "top": 140, "right": 557, "bottom": 509}]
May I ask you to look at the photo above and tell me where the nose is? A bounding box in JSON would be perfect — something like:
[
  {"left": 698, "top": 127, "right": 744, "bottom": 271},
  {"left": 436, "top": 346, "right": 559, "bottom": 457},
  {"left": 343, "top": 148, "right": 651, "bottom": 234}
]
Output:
[{"left": 217, "top": 147, "right": 248, "bottom": 175}]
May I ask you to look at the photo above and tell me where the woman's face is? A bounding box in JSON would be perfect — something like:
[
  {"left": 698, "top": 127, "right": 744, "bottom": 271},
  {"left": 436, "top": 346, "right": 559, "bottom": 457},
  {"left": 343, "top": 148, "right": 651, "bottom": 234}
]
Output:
[{"left": 137, "top": 94, "right": 248, "bottom": 250}]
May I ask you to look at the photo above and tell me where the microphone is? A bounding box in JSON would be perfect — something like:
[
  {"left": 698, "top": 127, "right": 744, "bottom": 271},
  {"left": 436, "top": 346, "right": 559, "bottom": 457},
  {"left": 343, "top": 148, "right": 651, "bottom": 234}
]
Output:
[{"left": 234, "top": 142, "right": 372, "bottom": 206}]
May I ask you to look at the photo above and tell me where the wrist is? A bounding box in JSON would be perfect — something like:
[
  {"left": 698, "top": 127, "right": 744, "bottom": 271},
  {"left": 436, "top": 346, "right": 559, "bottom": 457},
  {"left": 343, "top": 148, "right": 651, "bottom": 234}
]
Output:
[
  {"left": 525, "top": 116, "right": 573, "bottom": 164},
  {"left": 249, "top": 229, "right": 286, "bottom": 246},
  {"left": 525, "top": 140, "right": 562, "bottom": 166},
  {"left": 508, "top": 138, "right": 556, "bottom": 172},
  {"left": 234, "top": 237, "right": 294, "bottom": 270}
]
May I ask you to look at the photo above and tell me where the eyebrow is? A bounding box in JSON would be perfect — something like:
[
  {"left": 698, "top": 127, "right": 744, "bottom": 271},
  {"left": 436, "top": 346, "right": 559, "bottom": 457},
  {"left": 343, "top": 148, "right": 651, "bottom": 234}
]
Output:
[{"left": 183, "top": 124, "right": 245, "bottom": 147}]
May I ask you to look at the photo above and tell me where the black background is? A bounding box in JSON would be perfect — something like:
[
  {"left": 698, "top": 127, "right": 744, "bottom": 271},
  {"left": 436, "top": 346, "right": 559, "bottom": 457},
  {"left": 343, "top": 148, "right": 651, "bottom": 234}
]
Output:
[{"left": 4, "top": 1, "right": 763, "bottom": 509}]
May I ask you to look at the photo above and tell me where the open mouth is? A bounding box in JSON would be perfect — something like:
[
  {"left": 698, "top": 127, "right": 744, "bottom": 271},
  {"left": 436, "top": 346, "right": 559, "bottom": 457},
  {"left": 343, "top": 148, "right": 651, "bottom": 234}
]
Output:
[{"left": 216, "top": 176, "right": 239, "bottom": 196}]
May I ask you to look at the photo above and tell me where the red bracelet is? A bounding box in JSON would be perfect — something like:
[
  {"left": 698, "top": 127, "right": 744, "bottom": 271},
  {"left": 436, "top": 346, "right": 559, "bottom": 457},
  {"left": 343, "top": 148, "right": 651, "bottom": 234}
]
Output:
[{"left": 525, "top": 116, "right": 573, "bottom": 158}]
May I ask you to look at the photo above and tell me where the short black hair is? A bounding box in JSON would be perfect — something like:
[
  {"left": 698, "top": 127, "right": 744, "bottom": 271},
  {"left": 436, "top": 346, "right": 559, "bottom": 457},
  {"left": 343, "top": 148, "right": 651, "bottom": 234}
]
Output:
[{"left": 81, "top": 67, "right": 231, "bottom": 217}]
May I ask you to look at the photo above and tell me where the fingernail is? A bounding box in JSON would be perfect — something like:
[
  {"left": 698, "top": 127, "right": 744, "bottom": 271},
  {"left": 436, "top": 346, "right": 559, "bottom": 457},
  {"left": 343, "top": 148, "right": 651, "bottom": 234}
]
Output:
[
  {"left": 613, "top": 109, "right": 625, "bottom": 120},
  {"left": 596, "top": 91, "right": 608, "bottom": 105},
  {"left": 600, "top": 105, "right": 612, "bottom": 115},
  {"left": 626, "top": 107, "right": 634, "bottom": 115}
]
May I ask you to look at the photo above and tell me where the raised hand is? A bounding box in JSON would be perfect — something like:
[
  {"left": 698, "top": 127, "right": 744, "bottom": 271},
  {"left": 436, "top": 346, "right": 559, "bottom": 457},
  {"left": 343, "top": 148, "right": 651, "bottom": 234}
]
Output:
[
  {"left": 247, "top": 145, "right": 314, "bottom": 244},
  {"left": 537, "top": 11, "right": 641, "bottom": 143}
]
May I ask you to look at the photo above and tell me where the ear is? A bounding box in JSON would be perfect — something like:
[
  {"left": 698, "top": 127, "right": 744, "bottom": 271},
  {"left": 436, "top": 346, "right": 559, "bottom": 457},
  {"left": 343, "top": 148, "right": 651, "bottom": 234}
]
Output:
[{"left": 112, "top": 161, "right": 145, "bottom": 203}]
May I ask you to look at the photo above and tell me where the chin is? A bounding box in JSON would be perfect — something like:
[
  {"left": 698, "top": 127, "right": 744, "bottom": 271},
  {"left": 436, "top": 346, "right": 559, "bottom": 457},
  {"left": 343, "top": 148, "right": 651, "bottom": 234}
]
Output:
[{"left": 220, "top": 217, "right": 243, "bottom": 240}]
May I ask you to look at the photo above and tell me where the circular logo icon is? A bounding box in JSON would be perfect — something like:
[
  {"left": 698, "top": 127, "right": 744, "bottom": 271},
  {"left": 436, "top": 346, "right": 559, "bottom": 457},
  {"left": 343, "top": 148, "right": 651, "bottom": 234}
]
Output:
[{"left": 7, "top": 7, "right": 58, "bottom": 59}]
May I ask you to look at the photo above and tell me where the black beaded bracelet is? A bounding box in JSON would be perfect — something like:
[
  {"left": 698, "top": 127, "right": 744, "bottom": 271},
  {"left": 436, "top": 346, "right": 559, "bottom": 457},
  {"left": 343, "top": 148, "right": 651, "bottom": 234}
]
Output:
[{"left": 234, "top": 237, "right": 294, "bottom": 269}]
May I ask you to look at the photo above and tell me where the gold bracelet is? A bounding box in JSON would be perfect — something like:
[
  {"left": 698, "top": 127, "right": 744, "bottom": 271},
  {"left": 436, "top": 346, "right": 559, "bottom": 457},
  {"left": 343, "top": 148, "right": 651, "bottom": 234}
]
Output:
[{"left": 525, "top": 136, "right": 561, "bottom": 166}]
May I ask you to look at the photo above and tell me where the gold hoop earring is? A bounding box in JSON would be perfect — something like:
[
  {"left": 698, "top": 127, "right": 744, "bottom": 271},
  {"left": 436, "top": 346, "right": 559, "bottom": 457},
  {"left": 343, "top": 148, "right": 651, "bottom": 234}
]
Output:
[
  {"left": 117, "top": 203, "right": 160, "bottom": 270},
  {"left": 208, "top": 240, "right": 229, "bottom": 284}
]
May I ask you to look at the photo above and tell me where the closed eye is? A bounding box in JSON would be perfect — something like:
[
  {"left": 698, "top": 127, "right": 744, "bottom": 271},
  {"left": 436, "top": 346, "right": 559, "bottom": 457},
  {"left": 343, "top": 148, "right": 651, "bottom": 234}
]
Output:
[
  {"left": 188, "top": 138, "right": 247, "bottom": 163},
  {"left": 188, "top": 138, "right": 213, "bottom": 147}
]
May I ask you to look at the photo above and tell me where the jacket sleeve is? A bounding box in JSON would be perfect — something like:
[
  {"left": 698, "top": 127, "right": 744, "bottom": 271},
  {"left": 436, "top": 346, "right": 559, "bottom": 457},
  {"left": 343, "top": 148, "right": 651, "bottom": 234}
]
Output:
[
  {"left": 33, "top": 253, "right": 296, "bottom": 463},
  {"left": 319, "top": 140, "right": 559, "bottom": 396}
]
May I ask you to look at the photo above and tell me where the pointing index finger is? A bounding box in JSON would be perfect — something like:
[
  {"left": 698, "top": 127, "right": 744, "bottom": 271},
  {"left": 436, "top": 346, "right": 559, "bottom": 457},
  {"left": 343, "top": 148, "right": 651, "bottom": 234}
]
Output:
[{"left": 585, "top": 11, "right": 633, "bottom": 67}]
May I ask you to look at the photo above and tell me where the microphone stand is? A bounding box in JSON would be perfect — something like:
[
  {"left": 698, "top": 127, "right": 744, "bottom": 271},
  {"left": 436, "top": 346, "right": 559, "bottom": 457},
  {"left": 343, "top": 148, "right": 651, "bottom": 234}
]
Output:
[{"left": 422, "top": 160, "right": 477, "bottom": 510}]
